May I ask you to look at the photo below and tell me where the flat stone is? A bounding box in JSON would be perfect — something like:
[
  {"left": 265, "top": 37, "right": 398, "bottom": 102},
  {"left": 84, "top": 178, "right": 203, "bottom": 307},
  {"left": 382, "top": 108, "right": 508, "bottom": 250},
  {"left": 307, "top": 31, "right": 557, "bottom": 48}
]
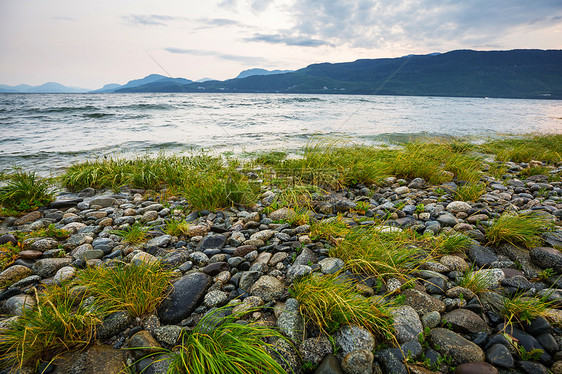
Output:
[
  {"left": 429, "top": 328, "right": 485, "bottom": 365},
  {"left": 392, "top": 306, "right": 424, "bottom": 344},
  {"left": 158, "top": 272, "right": 210, "bottom": 324},
  {"left": 286, "top": 264, "right": 312, "bottom": 283},
  {"left": 1, "top": 294, "right": 36, "bottom": 316},
  {"left": 54, "top": 344, "right": 125, "bottom": 374},
  {"left": 196, "top": 234, "right": 226, "bottom": 251},
  {"left": 447, "top": 201, "right": 472, "bottom": 213},
  {"left": 29, "top": 238, "right": 59, "bottom": 252},
  {"left": 0, "top": 265, "right": 32, "bottom": 287},
  {"left": 70, "top": 243, "right": 94, "bottom": 259},
  {"left": 13, "top": 211, "right": 41, "bottom": 226},
  {"left": 249, "top": 275, "right": 285, "bottom": 302},
  {"left": 129, "top": 330, "right": 161, "bottom": 358},
  {"left": 32, "top": 257, "right": 73, "bottom": 277},
  {"left": 269, "top": 207, "right": 296, "bottom": 221},
  {"left": 131, "top": 252, "right": 158, "bottom": 266},
  {"left": 48, "top": 198, "right": 83, "bottom": 209},
  {"left": 318, "top": 258, "right": 345, "bottom": 274},
  {"left": 436, "top": 212, "right": 459, "bottom": 227},
  {"left": 250, "top": 230, "right": 275, "bottom": 242},
  {"left": 0, "top": 233, "right": 17, "bottom": 245},
  {"left": 314, "top": 354, "right": 344, "bottom": 374},
  {"left": 97, "top": 311, "right": 133, "bottom": 339},
  {"left": 442, "top": 309, "right": 490, "bottom": 334},
  {"left": 153, "top": 325, "right": 183, "bottom": 346},
  {"left": 402, "top": 289, "right": 446, "bottom": 315},
  {"left": 455, "top": 362, "right": 498, "bottom": 374},
  {"left": 293, "top": 247, "right": 317, "bottom": 266},
  {"left": 147, "top": 235, "right": 171, "bottom": 248},
  {"left": 468, "top": 245, "right": 498, "bottom": 267},
  {"left": 440, "top": 255, "right": 469, "bottom": 272},
  {"left": 89, "top": 197, "right": 116, "bottom": 208}
]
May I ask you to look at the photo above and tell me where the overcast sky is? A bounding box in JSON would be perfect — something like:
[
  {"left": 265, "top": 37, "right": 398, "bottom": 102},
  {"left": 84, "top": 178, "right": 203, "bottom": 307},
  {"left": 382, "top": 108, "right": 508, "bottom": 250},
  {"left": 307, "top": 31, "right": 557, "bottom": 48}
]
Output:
[{"left": 1, "top": 0, "right": 561, "bottom": 89}]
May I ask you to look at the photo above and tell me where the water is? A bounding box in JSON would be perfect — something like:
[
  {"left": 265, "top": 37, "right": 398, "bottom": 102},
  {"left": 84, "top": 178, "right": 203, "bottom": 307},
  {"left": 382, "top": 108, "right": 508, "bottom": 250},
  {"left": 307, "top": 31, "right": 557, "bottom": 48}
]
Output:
[{"left": 1, "top": 93, "right": 561, "bottom": 175}]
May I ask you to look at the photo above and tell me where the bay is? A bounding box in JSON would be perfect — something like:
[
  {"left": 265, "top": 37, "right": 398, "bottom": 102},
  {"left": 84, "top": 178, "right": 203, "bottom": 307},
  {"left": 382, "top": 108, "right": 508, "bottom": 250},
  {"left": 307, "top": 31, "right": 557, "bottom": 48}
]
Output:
[{"left": 0, "top": 93, "right": 561, "bottom": 175}]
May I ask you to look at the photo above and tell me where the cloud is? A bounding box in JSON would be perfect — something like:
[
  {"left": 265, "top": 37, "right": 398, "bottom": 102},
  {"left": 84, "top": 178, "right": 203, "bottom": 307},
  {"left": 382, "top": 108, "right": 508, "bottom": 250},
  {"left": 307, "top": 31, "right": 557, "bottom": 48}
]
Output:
[
  {"left": 246, "top": 33, "right": 333, "bottom": 47},
  {"left": 280, "top": 0, "right": 562, "bottom": 49},
  {"left": 52, "top": 16, "right": 77, "bottom": 21},
  {"left": 195, "top": 18, "right": 241, "bottom": 28},
  {"left": 165, "top": 48, "right": 268, "bottom": 65},
  {"left": 123, "top": 14, "right": 179, "bottom": 27}
]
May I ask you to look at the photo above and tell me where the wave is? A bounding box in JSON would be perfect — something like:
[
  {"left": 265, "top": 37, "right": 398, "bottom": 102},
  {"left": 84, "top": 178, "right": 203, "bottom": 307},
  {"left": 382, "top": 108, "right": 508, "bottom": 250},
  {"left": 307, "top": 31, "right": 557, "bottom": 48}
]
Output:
[
  {"left": 83, "top": 112, "right": 114, "bottom": 118},
  {"left": 278, "top": 97, "right": 324, "bottom": 103}
]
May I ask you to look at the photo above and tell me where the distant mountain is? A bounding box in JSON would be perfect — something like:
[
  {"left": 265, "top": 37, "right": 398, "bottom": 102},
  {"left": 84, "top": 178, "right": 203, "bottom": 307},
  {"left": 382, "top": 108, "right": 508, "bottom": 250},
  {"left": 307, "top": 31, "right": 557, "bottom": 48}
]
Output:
[
  {"left": 195, "top": 77, "right": 215, "bottom": 83},
  {"left": 0, "top": 82, "right": 89, "bottom": 93},
  {"left": 235, "top": 68, "right": 294, "bottom": 79},
  {"left": 110, "top": 74, "right": 193, "bottom": 93},
  {"left": 90, "top": 83, "right": 122, "bottom": 93},
  {"left": 114, "top": 49, "right": 561, "bottom": 99}
]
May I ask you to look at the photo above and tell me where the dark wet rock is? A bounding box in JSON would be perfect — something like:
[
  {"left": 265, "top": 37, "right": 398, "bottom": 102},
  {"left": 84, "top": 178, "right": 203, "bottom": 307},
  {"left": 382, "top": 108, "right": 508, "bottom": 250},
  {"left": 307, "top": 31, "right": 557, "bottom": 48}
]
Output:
[
  {"left": 524, "top": 317, "right": 552, "bottom": 336},
  {"left": 536, "top": 333, "right": 558, "bottom": 354},
  {"left": 486, "top": 343, "right": 514, "bottom": 368},
  {"left": 496, "top": 243, "right": 543, "bottom": 278},
  {"left": 158, "top": 272, "right": 210, "bottom": 324},
  {"left": 0, "top": 233, "right": 17, "bottom": 245},
  {"left": 293, "top": 247, "right": 317, "bottom": 266},
  {"left": 429, "top": 328, "right": 485, "bottom": 365},
  {"left": 202, "top": 261, "right": 229, "bottom": 276},
  {"left": 530, "top": 247, "right": 562, "bottom": 273},
  {"left": 48, "top": 198, "right": 83, "bottom": 209},
  {"left": 544, "top": 231, "right": 562, "bottom": 248},
  {"left": 300, "top": 336, "right": 333, "bottom": 366},
  {"left": 153, "top": 325, "right": 183, "bottom": 346},
  {"left": 518, "top": 361, "right": 549, "bottom": 374},
  {"left": 129, "top": 330, "right": 161, "bottom": 359},
  {"left": 374, "top": 349, "right": 407, "bottom": 374},
  {"left": 468, "top": 245, "right": 498, "bottom": 267},
  {"left": 197, "top": 234, "right": 226, "bottom": 251}
]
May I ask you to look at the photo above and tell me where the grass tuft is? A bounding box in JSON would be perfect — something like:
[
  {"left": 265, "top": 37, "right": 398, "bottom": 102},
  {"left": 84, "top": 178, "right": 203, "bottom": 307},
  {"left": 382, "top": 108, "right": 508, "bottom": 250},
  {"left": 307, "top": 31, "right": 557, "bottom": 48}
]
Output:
[
  {"left": 502, "top": 292, "right": 555, "bottom": 325},
  {"left": 480, "top": 134, "right": 562, "bottom": 164},
  {"left": 456, "top": 268, "right": 496, "bottom": 294},
  {"left": 75, "top": 261, "right": 172, "bottom": 317},
  {"left": 165, "top": 307, "right": 289, "bottom": 374},
  {"left": 0, "top": 283, "right": 107, "bottom": 369},
  {"left": 0, "top": 168, "right": 53, "bottom": 213},
  {"left": 454, "top": 182, "right": 486, "bottom": 202},
  {"left": 291, "top": 273, "right": 395, "bottom": 339},
  {"left": 164, "top": 218, "right": 190, "bottom": 237},
  {"left": 486, "top": 211, "right": 555, "bottom": 249},
  {"left": 112, "top": 222, "right": 150, "bottom": 244}
]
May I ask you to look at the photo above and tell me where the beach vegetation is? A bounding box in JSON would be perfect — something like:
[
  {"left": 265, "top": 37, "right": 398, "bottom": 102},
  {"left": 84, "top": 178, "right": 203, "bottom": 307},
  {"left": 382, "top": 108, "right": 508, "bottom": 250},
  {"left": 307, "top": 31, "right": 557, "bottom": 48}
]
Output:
[
  {"left": 0, "top": 283, "right": 108, "bottom": 370},
  {"left": 454, "top": 182, "right": 486, "bottom": 202},
  {"left": 291, "top": 273, "right": 395, "bottom": 339},
  {"left": 75, "top": 261, "right": 172, "bottom": 317},
  {"left": 164, "top": 218, "right": 190, "bottom": 237},
  {"left": 501, "top": 292, "right": 555, "bottom": 325},
  {"left": 0, "top": 242, "right": 22, "bottom": 272},
  {"left": 480, "top": 134, "right": 562, "bottom": 163},
  {"left": 456, "top": 268, "right": 496, "bottom": 294},
  {"left": 162, "top": 307, "right": 289, "bottom": 374},
  {"left": 112, "top": 222, "right": 150, "bottom": 244},
  {"left": 0, "top": 168, "right": 53, "bottom": 214},
  {"left": 486, "top": 211, "right": 555, "bottom": 248}
]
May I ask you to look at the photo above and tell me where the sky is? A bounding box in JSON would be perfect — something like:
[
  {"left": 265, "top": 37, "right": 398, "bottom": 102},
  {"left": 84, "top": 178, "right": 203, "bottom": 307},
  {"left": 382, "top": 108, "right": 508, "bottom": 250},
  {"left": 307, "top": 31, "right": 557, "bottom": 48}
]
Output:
[{"left": 1, "top": 0, "right": 561, "bottom": 89}]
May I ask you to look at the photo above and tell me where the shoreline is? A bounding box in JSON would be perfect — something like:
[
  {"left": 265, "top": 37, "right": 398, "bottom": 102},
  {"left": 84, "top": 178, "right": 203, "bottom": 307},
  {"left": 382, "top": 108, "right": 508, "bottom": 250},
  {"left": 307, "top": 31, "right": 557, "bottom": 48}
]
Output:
[{"left": 0, "top": 135, "right": 561, "bottom": 373}]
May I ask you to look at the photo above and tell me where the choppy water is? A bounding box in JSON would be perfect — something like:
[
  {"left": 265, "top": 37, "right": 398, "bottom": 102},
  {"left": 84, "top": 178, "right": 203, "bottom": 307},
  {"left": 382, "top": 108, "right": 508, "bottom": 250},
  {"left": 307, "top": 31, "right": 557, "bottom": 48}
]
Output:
[{"left": 1, "top": 93, "right": 561, "bottom": 175}]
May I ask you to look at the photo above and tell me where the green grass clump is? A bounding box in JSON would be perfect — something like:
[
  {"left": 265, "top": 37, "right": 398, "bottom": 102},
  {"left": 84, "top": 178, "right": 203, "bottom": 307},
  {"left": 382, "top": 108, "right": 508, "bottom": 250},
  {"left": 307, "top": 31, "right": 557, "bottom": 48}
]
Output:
[
  {"left": 165, "top": 307, "right": 289, "bottom": 374},
  {"left": 502, "top": 293, "right": 555, "bottom": 325},
  {"left": 0, "top": 168, "right": 53, "bottom": 214},
  {"left": 291, "top": 273, "right": 395, "bottom": 339},
  {"left": 59, "top": 153, "right": 223, "bottom": 191},
  {"left": 486, "top": 211, "right": 555, "bottom": 248},
  {"left": 0, "top": 284, "right": 107, "bottom": 369},
  {"left": 29, "top": 223, "right": 71, "bottom": 240},
  {"left": 433, "top": 232, "right": 473, "bottom": 254},
  {"left": 309, "top": 215, "right": 351, "bottom": 241},
  {"left": 454, "top": 182, "right": 486, "bottom": 202},
  {"left": 164, "top": 218, "right": 190, "bottom": 237},
  {"left": 182, "top": 168, "right": 259, "bottom": 210},
  {"left": 75, "top": 261, "right": 172, "bottom": 317},
  {"left": 328, "top": 227, "right": 427, "bottom": 279},
  {"left": 112, "top": 222, "right": 150, "bottom": 244},
  {"left": 480, "top": 134, "right": 562, "bottom": 163},
  {"left": 456, "top": 269, "right": 496, "bottom": 294}
]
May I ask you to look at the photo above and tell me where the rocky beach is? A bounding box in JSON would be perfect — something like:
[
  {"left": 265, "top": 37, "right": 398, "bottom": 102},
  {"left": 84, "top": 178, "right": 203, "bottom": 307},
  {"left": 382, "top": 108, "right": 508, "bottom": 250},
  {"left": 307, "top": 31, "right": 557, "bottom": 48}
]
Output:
[{"left": 0, "top": 136, "right": 562, "bottom": 374}]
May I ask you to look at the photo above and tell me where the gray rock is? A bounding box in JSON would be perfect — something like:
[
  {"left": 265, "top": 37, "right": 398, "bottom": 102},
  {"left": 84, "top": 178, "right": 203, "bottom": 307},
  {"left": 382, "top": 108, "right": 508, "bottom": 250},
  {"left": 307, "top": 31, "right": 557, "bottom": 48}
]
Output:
[
  {"left": 336, "top": 325, "right": 375, "bottom": 357},
  {"left": 373, "top": 349, "right": 407, "bottom": 374},
  {"left": 249, "top": 275, "right": 285, "bottom": 302},
  {"left": 0, "top": 265, "right": 32, "bottom": 287},
  {"left": 29, "top": 238, "right": 59, "bottom": 252},
  {"left": 455, "top": 362, "right": 499, "bottom": 374},
  {"left": 97, "top": 311, "right": 133, "bottom": 339},
  {"left": 196, "top": 234, "right": 226, "bottom": 251},
  {"left": 341, "top": 349, "right": 373, "bottom": 374},
  {"left": 239, "top": 271, "right": 261, "bottom": 291},
  {"left": 300, "top": 336, "right": 333, "bottom": 366},
  {"left": 429, "top": 328, "right": 485, "bottom": 365},
  {"left": 147, "top": 235, "right": 171, "bottom": 248},
  {"left": 318, "top": 258, "right": 345, "bottom": 274},
  {"left": 158, "top": 272, "right": 210, "bottom": 324},
  {"left": 468, "top": 245, "right": 498, "bottom": 267},
  {"left": 442, "top": 309, "right": 490, "bottom": 334},
  {"left": 402, "top": 289, "right": 446, "bottom": 315},
  {"left": 269, "top": 207, "right": 296, "bottom": 221},
  {"left": 293, "top": 247, "right": 317, "bottom": 266},
  {"left": 286, "top": 264, "right": 312, "bottom": 283},
  {"left": 446, "top": 201, "right": 472, "bottom": 213},
  {"left": 54, "top": 266, "right": 77, "bottom": 285},
  {"left": 436, "top": 212, "right": 459, "bottom": 227},
  {"left": 392, "top": 306, "right": 423, "bottom": 344},
  {"left": 277, "top": 298, "right": 304, "bottom": 344},
  {"left": 1, "top": 294, "right": 36, "bottom": 316},
  {"left": 32, "top": 257, "right": 73, "bottom": 277},
  {"left": 530, "top": 247, "right": 562, "bottom": 273},
  {"left": 421, "top": 311, "right": 441, "bottom": 329},
  {"left": 203, "top": 290, "right": 228, "bottom": 308},
  {"left": 335, "top": 199, "right": 356, "bottom": 213},
  {"left": 153, "top": 325, "right": 183, "bottom": 346},
  {"left": 89, "top": 197, "right": 116, "bottom": 208}
]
